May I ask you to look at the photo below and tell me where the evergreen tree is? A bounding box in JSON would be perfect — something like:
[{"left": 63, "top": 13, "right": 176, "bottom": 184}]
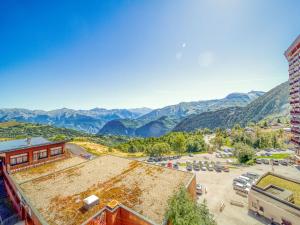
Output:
[{"left": 166, "top": 186, "right": 217, "bottom": 225}]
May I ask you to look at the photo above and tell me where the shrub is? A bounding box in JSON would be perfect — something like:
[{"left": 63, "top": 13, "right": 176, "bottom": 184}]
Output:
[{"left": 234, "top": 143, "right": 255, "bottom": 164}]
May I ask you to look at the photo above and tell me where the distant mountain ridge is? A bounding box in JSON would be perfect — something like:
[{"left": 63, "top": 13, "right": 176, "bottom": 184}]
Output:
[
  {"left": 0, "top": 107, "right": 152, "bottom": 134},
  {"left": 99, "top": 116, "right": 178, "bottom": 137},
  {"left": 173, "top": 81, "right": 289, "bottom": 132},
  {"left": 98, "top": 91, "right": 265, "bottom": 137},
  {"left": 137, "top": 91, "right": 265, "bottom": 123},
  {"left": 0, "top": 90, "right": 267, "bottom": 136}
]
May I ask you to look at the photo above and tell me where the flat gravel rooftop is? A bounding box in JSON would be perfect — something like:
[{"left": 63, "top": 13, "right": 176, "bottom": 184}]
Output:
[{"left": 15, "top": 155, "right": 194, "bottom": 225}]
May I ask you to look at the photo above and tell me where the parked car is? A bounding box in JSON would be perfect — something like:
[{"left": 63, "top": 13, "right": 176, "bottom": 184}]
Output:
[
  {"left": 223, "top": 166, "right": 229, "bottom": 172},
  {"left": 167, "top": 162, "right": 173, "bottom": 168},
  {"left": 147, "top": 157, "right": 154, "bottom": 162},
  {"left": 208, "top": 164, "right": 214, "bottom": 171},
  {"left": 233, "top": 178, "right": 247, "bottom": 185},
  {"left": 196, "top": 184, "right": 203, "bottom": 195},
  {"left": 186, "top": 164, "right": 193, "bottom": 171},
  {"left": 233, "top": 182, "right": 250, "bottom": 193},
  {"left": 263, "top": 159, "right": 270, "bottom": 164},
  {"left": 281, "top": 160, "right": 288, "bottom": 166},
  {"left": 226, "top": 159, "right": 233, "bottom": 163},
  {"left": 246, "top": 172, "right": 259, "bottom": 179},
  {"left": 238, "top": 175, "right": 255, "bottom": 185},
  {"left": 193, "top": 164, "right": 200, "bottom": 171},
  {"left": 201, "top": 166, "right": 207, "bottom": 171},
  {"left": 272, "top": 159, "right": 279, "bottom": 165},
  {"left": 256, "top": 158, "right": 262, "bottom": 164},
  {"left": 233, "top": 182, "right": 246, "bottom": 189},
  {"left": 215, "top": 165, "right": 222, "bottom": 172}
]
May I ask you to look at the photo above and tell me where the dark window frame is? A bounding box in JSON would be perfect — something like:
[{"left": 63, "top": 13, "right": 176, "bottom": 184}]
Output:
[{"left": 10, "top": 153, "right": 29, "bottom": 166}]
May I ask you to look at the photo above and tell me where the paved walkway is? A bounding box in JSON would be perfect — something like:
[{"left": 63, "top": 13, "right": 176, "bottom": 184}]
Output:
[
  {"left": 66, "top": 143, "right": 87, "bottom": 155},
  {"left": 66, "top": 143, "right": 94, "bottom": 159}
]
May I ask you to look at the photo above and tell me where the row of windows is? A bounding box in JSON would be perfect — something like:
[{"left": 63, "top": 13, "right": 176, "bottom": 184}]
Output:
[
  {"left": 9, "top": 147, "right": 63, "bottom": 166},
  {"left": 10, "top": 153, "right": 28, "bottom": 166},
  {"left": 33, "top": 149, "right": 47, "bottom": 161},
  {"left": 50, "top": 147, "right": 63, "bottom": 156}
]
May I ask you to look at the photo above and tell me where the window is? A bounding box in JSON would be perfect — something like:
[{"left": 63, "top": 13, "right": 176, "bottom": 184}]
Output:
[
  {"left": 33, "top": 149, "right": 48, "bottom": 161},
  {"left": 10, "top": 153, "right": 28, "bottom": 166},
  {"left": 259, "top": 206, "right": 264, "bottom": 212},
  {"left": 50, "top": 147, "right": 62, "bottom": 156}
]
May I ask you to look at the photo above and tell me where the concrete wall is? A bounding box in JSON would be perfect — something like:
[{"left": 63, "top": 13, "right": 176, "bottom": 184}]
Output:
[{"left": 248, "top": 190, "right": 300, "bottom": 225}]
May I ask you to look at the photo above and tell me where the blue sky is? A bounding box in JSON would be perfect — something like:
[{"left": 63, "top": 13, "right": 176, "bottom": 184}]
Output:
[{"left": 0, "top": 0, "right": 299, "bottom": 110}]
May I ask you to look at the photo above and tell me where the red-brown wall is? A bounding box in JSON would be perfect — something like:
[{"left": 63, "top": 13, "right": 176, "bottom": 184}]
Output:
[
  {"left": 0, "top": 142, "right": 65, "bottom": 225},
  {"left": 87, "top": 207, "right": 153, "bottom": 225},
  {"left": 4, "top": 142, "right": 65, "bottom": 171}
]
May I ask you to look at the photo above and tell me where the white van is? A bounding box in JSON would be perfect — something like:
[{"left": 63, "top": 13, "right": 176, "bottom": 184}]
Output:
[
  {"left": 233, "top": 183, "right": 249, "bottom": 193},
  {"left": 239, "top": 175, "right": 254, "bottom": 185},
  {"left": 239, "top": 175, "right": 251, "bottom": 182}
]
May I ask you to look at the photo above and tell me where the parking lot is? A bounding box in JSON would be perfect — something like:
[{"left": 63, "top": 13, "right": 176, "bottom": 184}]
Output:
[{"left": 144, "top": 152, "right": 299, "bottom": 225}]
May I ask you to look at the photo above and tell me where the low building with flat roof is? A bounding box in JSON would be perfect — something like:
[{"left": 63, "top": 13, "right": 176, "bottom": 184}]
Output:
[
  {"left": 0, "top": 137, "right": 66, "bottom": 172},
  {"left": 4, "top": 150, "right": 195, "bottom": 225},
  {"left": 248, "top": 172, "right": 300, "bottom": 225}
]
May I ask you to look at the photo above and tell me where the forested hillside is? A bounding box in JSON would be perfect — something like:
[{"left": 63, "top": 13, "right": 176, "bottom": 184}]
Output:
[
  {"left": 0, "top": 122, "right": 128, "bottom": 146},
  {"left": 174, "top": 81, "right": 289, "bottom": 132}
]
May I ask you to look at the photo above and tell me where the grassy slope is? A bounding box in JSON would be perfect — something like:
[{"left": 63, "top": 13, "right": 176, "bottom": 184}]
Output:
[
  {"left": 0, "top": 121, "right": 84, "bottom": 139},
  {"left": 257, "top": 153, "right": 291, "bottom": 159},
  {"left": 71, "top": 141, "right": 145, "bottom": 158},
  {"left": 0, "top": 121, "right": 129, "bottom": 147}
]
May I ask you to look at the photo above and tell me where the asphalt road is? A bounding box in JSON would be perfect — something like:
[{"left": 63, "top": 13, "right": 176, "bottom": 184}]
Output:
[{"left": 66, "top": 143, "right": 91, "bottom": 156}]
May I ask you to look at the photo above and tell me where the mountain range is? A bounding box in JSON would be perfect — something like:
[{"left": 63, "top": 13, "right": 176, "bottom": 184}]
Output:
[
  {"left": 0, "top": 82, "right": 288, "bottom": 138},
  {"left": 98, "top": 91, "right": 265, "bottom": 137},
  {"left": 173, "top": 81, "right": 289, "bottom": 132},
  {"left": 0, "top": 107, "right": 151, "bottom": 134}
]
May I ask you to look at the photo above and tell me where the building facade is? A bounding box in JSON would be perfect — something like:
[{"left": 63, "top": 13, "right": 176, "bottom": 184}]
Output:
[
  {"left": 0, "top": 137, "right": 66, "bottom": 172},
  {"left": 0, "top": 137, "right": 66, "bottom": 223},
  {"left": 285, "top": 35, "right": 300, "bottom": 165},
  {"left": 0, "top": 138, "right": 196, "bottom": 225},
  {"left": 248, "top": 172, "right": 300, "bottom": 225}
]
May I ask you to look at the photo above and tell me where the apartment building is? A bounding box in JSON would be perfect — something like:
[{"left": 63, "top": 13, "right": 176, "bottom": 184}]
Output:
[{"left": 285, "top": 35, "right": 300, "bottom": 165}]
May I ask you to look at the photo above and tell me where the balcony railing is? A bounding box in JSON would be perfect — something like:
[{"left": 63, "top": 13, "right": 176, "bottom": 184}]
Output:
[
  {"left": 290, "top": 100, "right": 300, "bottom": 104},
  {"left": 291, "top": 120, "right": 300, "bottom": 124},
  {"left": 291, "top": 138, "right": 300, "bottom": 146},
  {"left": 291, "top": 129, "right": 300, "bottom": 135}
]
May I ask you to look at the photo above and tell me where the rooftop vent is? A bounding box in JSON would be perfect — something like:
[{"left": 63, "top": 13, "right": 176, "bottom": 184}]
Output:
[{"left": 83, "top": 195, "right": 99, "bottom": 210}]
